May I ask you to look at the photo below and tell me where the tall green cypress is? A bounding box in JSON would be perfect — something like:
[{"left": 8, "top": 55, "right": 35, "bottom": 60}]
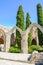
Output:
[
  {"left": 16, "top": 5, "right": 24, "bottom": 47},
  {"left": 26, "top": 13, "right": 31, "bottom": 29},
  {"left": 42, "top": 11, "right": 43, "bottom": 22},
  {"left": 37, "top": 3, "right": 43, "bottom": 45},
  {"left": 26, "top": 13, "right": 32, "bottom": 46}
]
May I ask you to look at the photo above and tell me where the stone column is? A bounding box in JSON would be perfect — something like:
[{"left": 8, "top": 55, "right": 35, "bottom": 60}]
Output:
[
  {"left": 11, "top": 33, "right": 14, "bottom": 46},
  {"left": 36, "top": 36, "right": 39, "bottom": 45},
  {"left": 21, "top": 31, "right": 28, "bottom": 54},
  {"left": 5, "top": 33, "right": 11, "bottom": 52}
]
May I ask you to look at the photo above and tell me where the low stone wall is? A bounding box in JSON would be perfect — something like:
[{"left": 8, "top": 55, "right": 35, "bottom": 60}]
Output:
[{"left": 0, "top": 52, "right": 35, "bottom": 65}]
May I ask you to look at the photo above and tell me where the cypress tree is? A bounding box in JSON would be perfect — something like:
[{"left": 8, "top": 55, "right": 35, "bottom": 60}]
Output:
[
  {"left": 26, "top": 13, "right": 31, "bottom": 29},
  {"left": 26, "top": 13, "right": 32, "bottom": 46},
  {"left": 37, "top": 3, "right": 43, "bottom": 45},
  {"left": 16, "top": 5, "right": 24, "bottom": 47},
  {"left": 42, "top": 11, "right": 43, "bottom": 22}
]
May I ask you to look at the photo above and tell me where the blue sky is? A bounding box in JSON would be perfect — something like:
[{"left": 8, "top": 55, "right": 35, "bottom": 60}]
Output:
[{"left": 0, "top": 0, "right": 43, "bottom": 28}]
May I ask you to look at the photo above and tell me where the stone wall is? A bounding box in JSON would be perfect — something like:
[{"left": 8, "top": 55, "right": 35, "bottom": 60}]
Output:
[{"left": 0, "top": 52, "right": 35, "bottom": 65}]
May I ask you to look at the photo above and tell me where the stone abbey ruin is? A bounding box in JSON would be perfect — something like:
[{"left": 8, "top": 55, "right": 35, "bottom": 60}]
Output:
[{"left": 0, "top": 23, "right": 43, "bottom": 53}]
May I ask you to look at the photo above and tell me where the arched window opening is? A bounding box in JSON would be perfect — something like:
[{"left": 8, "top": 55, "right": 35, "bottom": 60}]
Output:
[{"left": 31, "top": 39, "right": 36, "bottom": 45}]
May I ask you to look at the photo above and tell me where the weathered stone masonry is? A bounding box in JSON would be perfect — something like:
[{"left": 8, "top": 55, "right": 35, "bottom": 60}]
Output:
[{"left": 0, "top": 23, "right": 43, "bottom": 53}]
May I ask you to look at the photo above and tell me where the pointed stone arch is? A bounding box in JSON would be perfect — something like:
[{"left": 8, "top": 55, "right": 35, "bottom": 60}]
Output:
[
  {"left": 26, "top": 23, "right": 43, "bottom": 34},
  {"left": 9, "top": 26, "right": 22, "bottom": 35},
  {"left": 0, "top": 29, "right": 6, "bottom": 51},
  {"left": 9, "top": 26, "right": 22, "bottom": 49},
  {"left": 25, "top": 23, "right": 43, "bottom": 46},
  {"left": 31, "top": 39, "right": 37, "bottom": 45},
  {"left": 5, "top": 24, "right": 43, "bottom": 53},
  {"left": 21, "top": 23, "right": 43, "bottom": 53}
]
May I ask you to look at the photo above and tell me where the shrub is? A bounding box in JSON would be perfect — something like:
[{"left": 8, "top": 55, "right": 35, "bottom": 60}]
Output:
[
  {"left": 9, "top": 45, "right": 21, "bottom": 53},
  {"left": 41, "top": 45, "right": 43, "bottom": 51},
  {"left": 28, "top": 45, "right": 42, "bottom": 53}
]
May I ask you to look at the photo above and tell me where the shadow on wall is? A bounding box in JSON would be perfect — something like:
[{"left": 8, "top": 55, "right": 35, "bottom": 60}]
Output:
[
  {"left": 35, "top": 63, "right": 43, "bottom": 65},
  {"left": 31, "top": 39, "right": 36, "bottom": 45}
]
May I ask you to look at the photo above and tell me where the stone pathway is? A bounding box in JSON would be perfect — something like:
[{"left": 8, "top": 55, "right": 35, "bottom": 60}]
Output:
[{"left": 0, "top": 59, "right": 35, "bottom": 65}]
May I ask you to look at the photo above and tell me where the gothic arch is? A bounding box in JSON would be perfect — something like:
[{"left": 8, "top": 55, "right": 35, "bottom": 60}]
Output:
[
  {"left": 25, "top": 23, "right": 43, "bottom": 45},
  {"left": 9, "top": 26, "right": 22, "bottom": 35},
  {"left": 26, "top": 23, "right": 43, "bottom": 34},
  {"left": 21, "top": 23, "right": 43, "bottom": 53},
  {"left": 0, "top": 29, "right": 6, "bottom": 51},
  {"left": 5, "top": 23, "right": 43, "bottom": 53},
  {"left": 31, "top": 39, "right": 37, "bottom": 45}
]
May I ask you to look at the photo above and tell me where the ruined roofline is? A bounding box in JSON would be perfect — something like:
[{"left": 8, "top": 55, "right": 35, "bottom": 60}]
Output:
[
  {"left": 0, "top": 24, "right": 10, "bottom": 31},
  {"left": 0, "top": 23, "right": 43, "bottom": 33}
]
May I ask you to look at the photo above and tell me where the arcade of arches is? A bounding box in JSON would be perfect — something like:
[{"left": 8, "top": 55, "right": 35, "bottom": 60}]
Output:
[{"left": 0, "top": 23, "right": 43, "bottom": 53}]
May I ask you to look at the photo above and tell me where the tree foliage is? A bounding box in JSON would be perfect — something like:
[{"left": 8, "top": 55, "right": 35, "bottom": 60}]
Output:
[
  {"left": 26, "top": 13, "right": 31, "bottom": 29},
  {"left": 16, "top": 5, "right": 24, "bottom": 47},
  {"left": 37, "top": 3, "right": 43, "bottom": 45},
  {"left": 26, "top": 13, "right": 32, "bottom": 46},
  {"left": 28, "top": 33, "right": 32, "bottom": 46}
]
